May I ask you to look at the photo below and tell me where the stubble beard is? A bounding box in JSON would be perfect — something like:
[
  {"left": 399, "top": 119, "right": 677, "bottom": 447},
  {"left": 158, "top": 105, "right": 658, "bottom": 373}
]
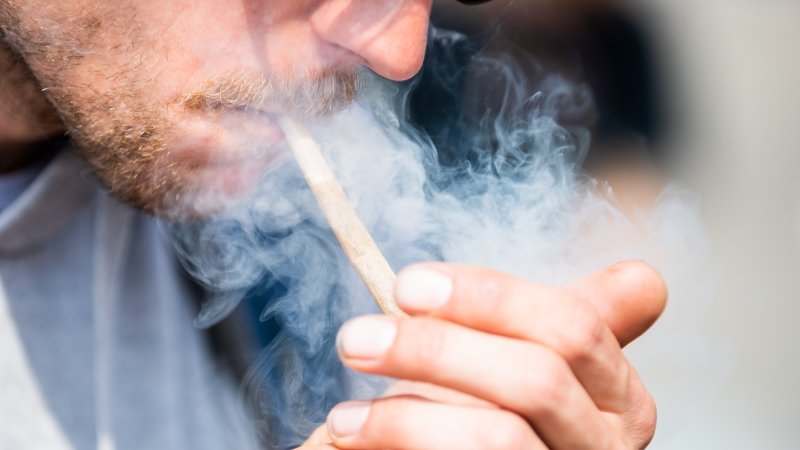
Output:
[
  {"left": 0, "top": 4, "right": 361, "bottom": 219},
  {"left": 81, "top": 71, "right": 361, "bottom": 219}
]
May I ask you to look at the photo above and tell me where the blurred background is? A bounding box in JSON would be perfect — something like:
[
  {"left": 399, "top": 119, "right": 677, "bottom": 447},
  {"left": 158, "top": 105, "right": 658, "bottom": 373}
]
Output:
[{"left": 430, "top": 0, "right": 800, "bottom": 448}]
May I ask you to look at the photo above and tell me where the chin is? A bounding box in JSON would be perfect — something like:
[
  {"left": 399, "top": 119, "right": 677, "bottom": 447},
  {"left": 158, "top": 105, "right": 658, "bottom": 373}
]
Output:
[
  {"left": 150, "top": 152, "right": 273, "bottom": 220},
  {"left": 139, "top": 109, "right": 283, "bottom": 217}
]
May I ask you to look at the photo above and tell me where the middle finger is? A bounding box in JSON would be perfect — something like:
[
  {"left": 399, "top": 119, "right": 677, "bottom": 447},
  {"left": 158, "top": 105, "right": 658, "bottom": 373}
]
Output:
[{"left": 337, "top": 315, "right": 618, "bottom": 449}]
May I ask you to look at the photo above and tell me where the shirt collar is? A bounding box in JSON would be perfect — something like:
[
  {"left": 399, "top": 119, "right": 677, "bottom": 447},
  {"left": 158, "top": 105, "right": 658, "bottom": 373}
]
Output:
[{"left": 0, "top": 148, "right": 96, "bottom": 254}]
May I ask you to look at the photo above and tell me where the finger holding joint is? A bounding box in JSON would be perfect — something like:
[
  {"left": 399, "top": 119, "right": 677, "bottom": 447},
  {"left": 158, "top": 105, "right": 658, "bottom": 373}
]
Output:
[
  {"left": 327, "top": 396, "right": 546, "bottom": 450},
  {"left": 336, "top": 315, "right": 454, "bottom": 380},
  {"left": 394, "top": 263, "right": 633, "bottom": 412},
  {"left": 336, "top": 316, "right": 615, "bottom": 449}
]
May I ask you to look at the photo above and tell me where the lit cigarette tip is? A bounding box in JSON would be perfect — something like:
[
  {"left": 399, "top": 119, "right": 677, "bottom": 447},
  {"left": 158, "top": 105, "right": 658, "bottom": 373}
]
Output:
[{"left": 278, "top": 117, "right": 405, "bottom": 317}]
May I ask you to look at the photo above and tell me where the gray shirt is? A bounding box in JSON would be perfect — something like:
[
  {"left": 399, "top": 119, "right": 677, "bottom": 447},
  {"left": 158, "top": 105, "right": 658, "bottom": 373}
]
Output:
[{"left": 0, "top": 150, "right": 255, "bottom": 450}]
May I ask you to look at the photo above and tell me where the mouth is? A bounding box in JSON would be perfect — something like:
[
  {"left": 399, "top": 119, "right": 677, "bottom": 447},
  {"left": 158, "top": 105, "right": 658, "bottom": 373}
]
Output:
[
  {"left": 164, "top": 106, "right": 286, "bottom": 212},
  {"left": 171, "top": 104, "right": 287, "bottom": 169}
]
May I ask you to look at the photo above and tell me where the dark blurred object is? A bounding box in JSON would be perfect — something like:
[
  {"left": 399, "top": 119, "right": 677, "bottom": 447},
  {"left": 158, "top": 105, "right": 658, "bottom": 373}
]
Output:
[{"left": 418, "top": 0, "right": 664, "bottom": 169}]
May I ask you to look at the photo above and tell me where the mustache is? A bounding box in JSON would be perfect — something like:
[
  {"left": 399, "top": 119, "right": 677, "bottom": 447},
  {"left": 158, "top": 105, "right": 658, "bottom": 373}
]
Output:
[{"left": 181, "top": 69, "right": 363, "bottom": 119}]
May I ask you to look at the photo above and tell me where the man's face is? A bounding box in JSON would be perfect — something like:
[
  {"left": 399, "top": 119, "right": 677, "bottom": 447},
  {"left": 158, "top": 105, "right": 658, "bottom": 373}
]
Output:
[{"left": 0, "top": 0, "right": 432, "bottom": 216}]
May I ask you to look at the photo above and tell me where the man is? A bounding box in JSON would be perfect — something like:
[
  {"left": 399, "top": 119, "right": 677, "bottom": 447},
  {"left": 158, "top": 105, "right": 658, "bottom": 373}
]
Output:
[{"left": 0, "top": 1, "right": 666, "bottom": 449}]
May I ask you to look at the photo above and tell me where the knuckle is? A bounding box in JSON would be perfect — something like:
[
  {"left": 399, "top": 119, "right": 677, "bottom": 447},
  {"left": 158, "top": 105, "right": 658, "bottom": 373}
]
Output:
[
  {"left": 632, "top": 391, "right": 658, "bottom": 447},
  {"left": 561, "top": 299, "right": 607, "bottom": 362},
  {"left": 643, "top": 398, "right": 658, "bottom": 435},
  {"left": 612, "top": 357, "right": 634, "bottom": 397},
  {"left": 614, "top": 378, "right": 658, "bottom": 449},
  {"left": 522, "top": 352, "right": 573, "bottom": 412},
  {"left": 478, "top": 412, "right": 531, "bottom": 450}
]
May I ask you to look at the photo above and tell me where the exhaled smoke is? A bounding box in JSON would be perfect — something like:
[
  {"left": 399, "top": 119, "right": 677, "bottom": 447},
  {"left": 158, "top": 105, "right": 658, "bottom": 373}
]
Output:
[{"left": 168, "top": 28, "right": 706, "bottom": 449}]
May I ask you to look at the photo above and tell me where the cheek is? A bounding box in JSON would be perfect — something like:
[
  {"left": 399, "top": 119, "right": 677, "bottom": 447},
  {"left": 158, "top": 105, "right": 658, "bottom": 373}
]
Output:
[{"left": 16, "top": 0, "right": 345, "bottom": 115}]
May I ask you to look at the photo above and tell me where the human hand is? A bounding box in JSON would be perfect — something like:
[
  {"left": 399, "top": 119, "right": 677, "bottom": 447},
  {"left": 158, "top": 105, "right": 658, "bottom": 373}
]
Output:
[{"left": 303, "top": 260, "right": 667, "bottom": 449}]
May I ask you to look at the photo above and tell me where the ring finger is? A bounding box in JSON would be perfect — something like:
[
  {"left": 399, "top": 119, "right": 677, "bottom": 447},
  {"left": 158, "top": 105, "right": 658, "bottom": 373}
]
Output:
[{"left": 327, "top": 395, "right": 546, "bottom": 450}]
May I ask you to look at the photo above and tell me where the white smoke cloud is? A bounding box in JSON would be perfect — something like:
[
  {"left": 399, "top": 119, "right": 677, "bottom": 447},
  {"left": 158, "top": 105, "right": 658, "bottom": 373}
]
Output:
[{"left": 168, "top": 28, "right": 708, "bottom": 448}]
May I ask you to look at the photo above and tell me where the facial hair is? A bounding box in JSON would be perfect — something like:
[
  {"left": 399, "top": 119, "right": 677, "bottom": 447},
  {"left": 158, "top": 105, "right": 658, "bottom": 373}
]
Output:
[
  {"left": 58, "top": 69, "right": 361, "bottom": 218},
  {"left": 0, "top": 3, "right": 360, "bottom": 218}
]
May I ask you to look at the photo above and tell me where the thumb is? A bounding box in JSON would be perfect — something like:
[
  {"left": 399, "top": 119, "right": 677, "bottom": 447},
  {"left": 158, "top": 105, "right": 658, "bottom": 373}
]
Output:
[{"left": 568, "top": 260, "right": 668, "bottom": 347}]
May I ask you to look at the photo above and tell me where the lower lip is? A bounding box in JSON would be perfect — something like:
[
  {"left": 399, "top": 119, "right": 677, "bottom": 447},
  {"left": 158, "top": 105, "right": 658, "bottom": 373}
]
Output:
[{"left": 173, "top": 107, "right": 286, "bottom": 167}]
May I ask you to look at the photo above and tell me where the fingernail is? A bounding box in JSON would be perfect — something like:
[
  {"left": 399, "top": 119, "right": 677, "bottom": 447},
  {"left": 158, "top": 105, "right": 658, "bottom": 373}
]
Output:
[
  {"left": 328, "top": 401, "right": 371, "bottom": 438},
  {"left": 395, "top": 266, "right": 453, "bottom": 311},
  {"left": 337, "top": 316, "right": 397, "bottom": 359}
]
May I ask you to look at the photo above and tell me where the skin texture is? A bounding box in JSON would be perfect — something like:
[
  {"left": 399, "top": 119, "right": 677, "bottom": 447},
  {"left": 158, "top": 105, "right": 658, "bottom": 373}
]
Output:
[
  {"left": 0, "top": 2, "right": 667, "bottom": 448},
  {"left": 0, "top": 0, "right": 432, "bottom": 216},
  {"left": 305, "top": 260, "right": 667, "bottom": 450}
]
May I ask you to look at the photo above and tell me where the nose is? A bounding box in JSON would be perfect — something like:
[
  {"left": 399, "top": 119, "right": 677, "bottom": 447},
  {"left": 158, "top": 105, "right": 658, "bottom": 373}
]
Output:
[{"left": 311, "top": 0, "right": 432, "bottom": 81}]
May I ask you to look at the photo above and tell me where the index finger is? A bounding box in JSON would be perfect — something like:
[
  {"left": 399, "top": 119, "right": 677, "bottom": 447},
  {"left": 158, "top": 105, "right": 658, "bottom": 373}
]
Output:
[
  {"left": 392, "top": 261, "right": 667, "bottom": 412},
  {"left": 395, "top": 260, "right": 667, "bottom": 347}
]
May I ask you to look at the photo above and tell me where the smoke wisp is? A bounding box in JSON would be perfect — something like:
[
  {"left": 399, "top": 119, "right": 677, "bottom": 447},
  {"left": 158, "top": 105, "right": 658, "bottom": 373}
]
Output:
[{"left": 168, "top": 28, "right": 707, "bottom": 449}]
